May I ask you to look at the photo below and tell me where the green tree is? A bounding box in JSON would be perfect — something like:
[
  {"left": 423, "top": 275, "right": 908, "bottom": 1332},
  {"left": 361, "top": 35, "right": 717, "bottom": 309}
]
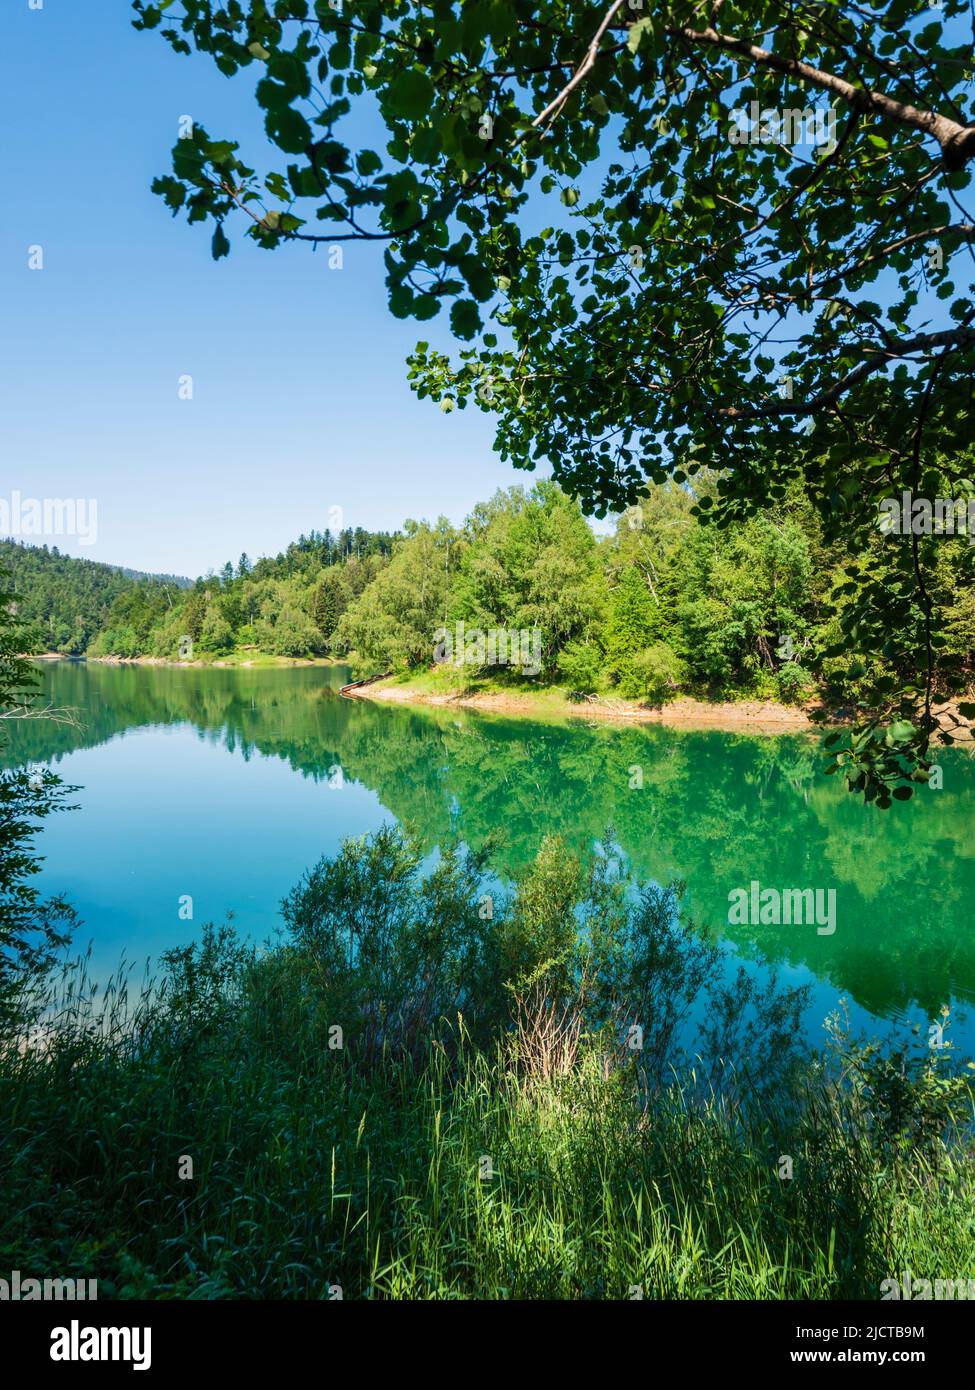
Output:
[
  {"left": 312, "top": 568, "right": 347, "bottom": 643},
  {"left": 199, "top": 600, "right": 235, "bottom": 654},
  {"left": 603, "top": 565, "right": 664, "bottom": 688},
  {"left": 267, "top": 601, "right": 322, "bottom": 657},
  {"left": 623, "top": 642, "right": 686, "bottom": 703},
  {"left": 0, "top": 573, "right": 77, "bottom": 1032},
  {"left": 453, "top": 483, "right": 605, "bottom": 673},
  {"left": 335, "top": 521, "right": 455, "bottom": 669}
]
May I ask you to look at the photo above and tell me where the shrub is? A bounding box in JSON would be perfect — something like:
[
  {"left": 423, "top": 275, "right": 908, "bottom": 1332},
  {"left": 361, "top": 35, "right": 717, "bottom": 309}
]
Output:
[
  {"left": 280, "top": 826, "right": 499, "bottom": 1057},
  {"left": 776, "top": 661, "right": 812, "bottom": 702},
  {"left": 556, "top": 639, "right": 603, "bottom": 695},
  {"left": 279, "top": 826, "right": 809, "bottom": 1094},
  {"left": 617, "top": 642, "right": 685, "bottom": 702}
]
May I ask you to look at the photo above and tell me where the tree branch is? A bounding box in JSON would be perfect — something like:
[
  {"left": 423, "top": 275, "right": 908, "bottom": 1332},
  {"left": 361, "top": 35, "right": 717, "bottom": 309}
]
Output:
[
  {"left": 670, "top": 23, "right": 975, "bottom": 167},
  {"left": 531, "top": 0, "right": 629, "bottom": 130},
  {"left": 716, "top": 327, "right": 975, "bottom": 420}
]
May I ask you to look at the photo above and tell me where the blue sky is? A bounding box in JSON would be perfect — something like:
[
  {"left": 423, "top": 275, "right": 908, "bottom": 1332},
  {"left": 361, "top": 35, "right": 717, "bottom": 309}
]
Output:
[{"left": 2, "top": 0, "right": 542, "bottom": 577}]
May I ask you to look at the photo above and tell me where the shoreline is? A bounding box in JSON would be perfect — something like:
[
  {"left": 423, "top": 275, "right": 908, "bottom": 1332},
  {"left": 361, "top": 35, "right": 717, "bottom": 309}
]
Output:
[
  {"left": 348, "top": 680, "right": 975, "bottom": 739},
  {"left": 30, "top": 652, "right": 344, "bottom": 670},
  {"left": 344, "top": 678, "right": 821, "bottom": 734},
  {"left": 30, "top": 655, "right": 975, "bottom": 739}
]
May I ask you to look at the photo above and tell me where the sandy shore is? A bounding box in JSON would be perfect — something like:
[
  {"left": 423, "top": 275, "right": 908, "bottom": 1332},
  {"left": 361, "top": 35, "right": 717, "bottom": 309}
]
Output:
[
  {"left": 344, "top": 680, "right": 820, "bottom": 733},
  {"left": 350, "top": 682, "right": 975, "bottom": 739}
]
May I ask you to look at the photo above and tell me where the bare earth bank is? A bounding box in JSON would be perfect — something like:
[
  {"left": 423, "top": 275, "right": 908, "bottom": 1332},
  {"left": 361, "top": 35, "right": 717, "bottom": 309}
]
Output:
[{"left": 345, "top": 680, "right": 818, "bottom": 733}]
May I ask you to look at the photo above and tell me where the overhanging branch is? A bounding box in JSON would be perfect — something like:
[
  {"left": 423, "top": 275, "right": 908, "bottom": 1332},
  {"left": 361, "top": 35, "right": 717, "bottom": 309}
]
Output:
[
  {"left": 670, "top": 23, "right": 975, "bottom": 168},
  {"left": 715, "top": 327, "right": 975, "bottom": 420}
]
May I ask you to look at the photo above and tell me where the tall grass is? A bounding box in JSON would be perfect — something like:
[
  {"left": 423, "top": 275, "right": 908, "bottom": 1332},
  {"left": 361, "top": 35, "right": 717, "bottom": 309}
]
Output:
[{"left": 1, "top": 831, "right": 972, "bottom": 1300}]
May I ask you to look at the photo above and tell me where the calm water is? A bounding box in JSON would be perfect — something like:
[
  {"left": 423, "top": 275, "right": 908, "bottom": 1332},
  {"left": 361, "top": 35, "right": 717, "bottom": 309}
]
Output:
[{"left": 5, "top": 661, "right": 974, "bottom": 1051}]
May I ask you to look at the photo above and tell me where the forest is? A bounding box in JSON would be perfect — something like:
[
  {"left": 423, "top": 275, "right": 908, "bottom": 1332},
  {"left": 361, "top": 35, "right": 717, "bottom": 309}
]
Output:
[{"left": 7, "top": 473, "right": 975, "bottom": 710}]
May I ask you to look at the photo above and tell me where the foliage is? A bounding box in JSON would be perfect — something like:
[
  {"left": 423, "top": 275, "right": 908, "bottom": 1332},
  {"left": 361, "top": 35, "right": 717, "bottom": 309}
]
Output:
[
  {"left": 281, "top": 825, "right": 498, "bottom": 1058},
  {"left": 133, "top": 0, "right": 975, "bottom": 799},
  {"left": 0, "top": 540, "right": 184, "bottom": 656},
  {"left": 13, "top": 479, "right": 975, "bottom": 756},
  {"left": 557, "top": 639, "right": 603, "bottom": 695},
  {"left": 620, "top": 642, "right": 685, "bottom": 702},
  {"left": 280, "top": 824, "right": 811, "bottom": 1095},
  {"left": 0, "top": 571, "right": 77, "bottom": 1033},
  {"left": 13, "top": 526, "right": 395, "bottom": 662},
  {"left": 826, "top": 1006, "right": 975, "bottom": 1166},
  {"left": 1, "top": 826, "right": 972, "bottom": 1298},
  {"left": 604, "top": 564, "right": 666, "bottom": 679},
  {"left": 334, "top": 520, "right": 455, "bottom": 668},
  {"left": 449, "top": 483, "right": 604, "bottom": 674}
]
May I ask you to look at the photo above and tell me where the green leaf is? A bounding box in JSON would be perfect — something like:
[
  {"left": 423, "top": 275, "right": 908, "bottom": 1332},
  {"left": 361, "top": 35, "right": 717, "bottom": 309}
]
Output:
[
  {"left": 265, "top": 107, "right": 311, "bottom": 155},
  {"left": 627, "top": 17, "right": 654, "bottom": 53},
  {"left": 887, "top": 720, "right": 916, "bottom": 742},
  {"left": 450, "top": 299, "right": 482, "bottom": 339},
  {"left": 211, "top": 222, "right": 230, "bottom": 260},
  {"left": 389, "top": 69, "right": 435, "bottom": 120}
]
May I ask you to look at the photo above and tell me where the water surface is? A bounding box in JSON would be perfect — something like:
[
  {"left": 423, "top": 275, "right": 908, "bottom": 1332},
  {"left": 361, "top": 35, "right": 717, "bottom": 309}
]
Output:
[{"left": 5, "top": 662, "right": 973, "bottom": 1050}]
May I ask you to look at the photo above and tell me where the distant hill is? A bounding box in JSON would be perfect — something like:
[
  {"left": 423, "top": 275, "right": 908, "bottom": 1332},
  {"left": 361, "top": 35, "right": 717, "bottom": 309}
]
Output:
[
  {"left": 0, "top": 527, "right": 396, "bottom": 658},
  {"left": 118, "top": 566, "right": 193, "bottom": 588},
  {"left": 0, "top": 540, "right": 190, "bottom": 655}
]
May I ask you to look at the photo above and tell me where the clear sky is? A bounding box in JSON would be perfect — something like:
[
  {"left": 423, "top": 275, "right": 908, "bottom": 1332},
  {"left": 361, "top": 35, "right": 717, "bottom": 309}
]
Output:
[{"left": 2, "top": 0, "right": 545, "bottom": 577}]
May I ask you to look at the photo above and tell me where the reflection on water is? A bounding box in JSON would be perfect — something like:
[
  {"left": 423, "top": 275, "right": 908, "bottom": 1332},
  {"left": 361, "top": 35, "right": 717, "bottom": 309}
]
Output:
[{"left": 5, "top": 661, "right": 974, "bottom": 1046}]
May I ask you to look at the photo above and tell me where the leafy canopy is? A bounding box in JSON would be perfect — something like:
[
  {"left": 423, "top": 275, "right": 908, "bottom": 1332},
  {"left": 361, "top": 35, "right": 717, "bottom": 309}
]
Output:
[{"left": 134, "top": 0, "right": 975, "bottom": 801}]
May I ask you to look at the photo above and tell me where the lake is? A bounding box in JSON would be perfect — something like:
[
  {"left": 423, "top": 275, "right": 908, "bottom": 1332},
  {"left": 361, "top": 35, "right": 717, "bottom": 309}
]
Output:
[{"left": 5, "top": 661, "right": 974, "bottom": 1052}]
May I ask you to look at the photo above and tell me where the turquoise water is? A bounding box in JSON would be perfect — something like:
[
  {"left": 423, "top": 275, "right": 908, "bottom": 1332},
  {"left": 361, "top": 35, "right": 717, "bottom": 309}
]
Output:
[{"left": 5, "top": 661, "right": 974, "bottom": 1052}]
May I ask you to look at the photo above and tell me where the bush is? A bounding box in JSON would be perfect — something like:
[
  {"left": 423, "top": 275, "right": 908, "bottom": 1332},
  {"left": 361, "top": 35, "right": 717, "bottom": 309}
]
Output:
[
  {"left": 825, "top": 1007, "right": 975, "bottom": 1166},
  {"left": 279, "top": 826, "right": 809, "bottom": 1094},
  {"left": 280, "top": 826, "right": 500, "bottom": 1058},
  {"left": 556, "top": 639, "right": 603, "bottom": 694},
  {"left": 617, "top": 642, "right": 685, "bottom": 702},
  {"left": 776, "top": 661, "right": 812, "bottom": 702}
]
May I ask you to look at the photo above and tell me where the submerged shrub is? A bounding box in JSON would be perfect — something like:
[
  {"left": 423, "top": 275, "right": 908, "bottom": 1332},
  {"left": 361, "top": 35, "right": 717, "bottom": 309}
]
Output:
[
  {"left": 280, "top": 825, "right": 499, "bottom": 1057},
  {"left": 825, "top": 1007, "right": 975, "bottom": 1166},
  {"left": 278, "top": 826, "right": 812, "bottom": 1098}
]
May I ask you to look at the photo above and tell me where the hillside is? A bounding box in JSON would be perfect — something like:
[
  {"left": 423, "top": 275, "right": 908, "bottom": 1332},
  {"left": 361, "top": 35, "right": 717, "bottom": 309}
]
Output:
[
  {"left": 0, "top": 526, "right": 395, "bottom": 659},
  {"left": 0, "top": 540, "right": 191, "bottom": 656}
]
